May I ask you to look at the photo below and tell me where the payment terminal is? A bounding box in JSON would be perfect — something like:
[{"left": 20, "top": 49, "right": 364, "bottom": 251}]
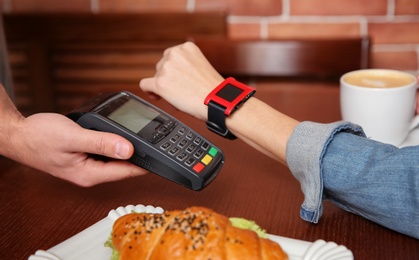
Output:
[{"left": 67, "top": 91, "right": 224, "bottom": 190}]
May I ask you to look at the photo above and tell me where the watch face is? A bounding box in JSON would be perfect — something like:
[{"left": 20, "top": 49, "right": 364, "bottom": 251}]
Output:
[
  {"left": 204, "top": 77, "right": 256, "bottom": 115},
  {"left": 215, "top": 83, "right": 244, "bottom": 102}
]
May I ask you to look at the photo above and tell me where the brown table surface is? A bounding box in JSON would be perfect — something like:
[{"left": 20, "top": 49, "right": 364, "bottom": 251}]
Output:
[{"left": 1, "top": 81, "right": 418, "bottom": 259}]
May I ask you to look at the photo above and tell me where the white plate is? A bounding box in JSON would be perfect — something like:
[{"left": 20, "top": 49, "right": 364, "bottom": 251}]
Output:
[{"left": 29, "top": 204, "right": 353, "bottom": 260}]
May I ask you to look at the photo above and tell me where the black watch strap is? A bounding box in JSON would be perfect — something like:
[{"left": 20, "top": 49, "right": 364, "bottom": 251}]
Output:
[
  {"left": 204, "top": 78, "right": 255, "bottom": 140},
  {"left": 206, "top": 101, "right": 237, "bottom": 140}
]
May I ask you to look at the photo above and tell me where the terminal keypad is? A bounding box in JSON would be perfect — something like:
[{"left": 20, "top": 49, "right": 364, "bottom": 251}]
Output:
[{"left": 160, "top": 126, "right": 219, "bottom": 173}]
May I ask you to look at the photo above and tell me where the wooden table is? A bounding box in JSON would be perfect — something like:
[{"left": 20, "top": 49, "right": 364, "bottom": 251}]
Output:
[{"left": 1, "top": 81, "right": 418, "bottom": 259}]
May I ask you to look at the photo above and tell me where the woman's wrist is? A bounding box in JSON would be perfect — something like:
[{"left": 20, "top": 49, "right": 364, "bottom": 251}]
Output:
[{"left": 225, "top": 97, "right": 299, "bottom": 164}]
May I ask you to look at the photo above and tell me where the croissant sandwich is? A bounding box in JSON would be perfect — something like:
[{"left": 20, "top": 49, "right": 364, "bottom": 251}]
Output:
[{"left": 108, "top": 206, "right": 288, "bottom": 259}]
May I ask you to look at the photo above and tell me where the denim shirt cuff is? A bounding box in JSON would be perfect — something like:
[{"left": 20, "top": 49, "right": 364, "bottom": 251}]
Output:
[{"left": 286, "top": 121, "right": 365, "bottom": 223}]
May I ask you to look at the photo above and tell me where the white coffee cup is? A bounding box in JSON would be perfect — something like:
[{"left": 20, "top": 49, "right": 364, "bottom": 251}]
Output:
[{"left": 340, "top": 69, "right": 419, "bottom": 146}]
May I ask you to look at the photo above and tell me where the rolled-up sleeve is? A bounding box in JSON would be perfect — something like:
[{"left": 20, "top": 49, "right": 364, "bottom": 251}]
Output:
[{"left": 286, "top": 121, "right": 364, "bottom": 223}]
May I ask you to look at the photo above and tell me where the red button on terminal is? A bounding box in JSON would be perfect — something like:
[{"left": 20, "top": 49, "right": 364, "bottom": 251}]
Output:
[{"left": 193, "top": 163, "right": 205, "bottom": 173}]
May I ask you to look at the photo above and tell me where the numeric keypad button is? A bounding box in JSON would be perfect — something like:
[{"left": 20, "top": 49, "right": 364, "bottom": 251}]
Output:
[
  {"left": 178, "top": 139, "right": 188, "bottom": 148},
  {"left": 176, "top": 152, "right": 188, "bottom": 161},
  {"left": 186, "top": 144, "right": 196, "bottom": 153},
  {"left": 160, "top": 142, "right": 171, "bottom": 150},
  {"left": 185, "top": 158, "right": 196, "bottom": 166},
  {"left": 170, "top": 134, "right": 180, "bottom": 143},
  {"left": 169, "top": 147, "right": 180, "bottom": 156},
  {"left": 194, "top": 149, "right": 204, "bottom": 159}
]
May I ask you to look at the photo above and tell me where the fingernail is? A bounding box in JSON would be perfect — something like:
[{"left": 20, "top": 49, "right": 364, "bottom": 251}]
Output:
[{"left": 115, "top": 141, "right": 130, "bottom": 158}]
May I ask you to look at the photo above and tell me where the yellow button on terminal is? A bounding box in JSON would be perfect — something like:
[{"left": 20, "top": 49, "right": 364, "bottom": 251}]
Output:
[{"left": 201, "top": 154, "right": 213, "bottom": 165}]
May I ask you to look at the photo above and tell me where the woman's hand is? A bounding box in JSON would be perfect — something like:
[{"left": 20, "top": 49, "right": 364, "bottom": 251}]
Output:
[
  {"left": 140, "top": 41, "right": 225, "bottom": 121},
  {"left": 139, "top": 42, "right": 298, "bottom": 164}
]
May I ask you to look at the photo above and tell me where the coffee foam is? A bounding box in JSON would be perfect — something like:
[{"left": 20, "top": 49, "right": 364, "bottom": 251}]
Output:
[{"left": 343, "top": 70, "right": 415, "bottom": 89}]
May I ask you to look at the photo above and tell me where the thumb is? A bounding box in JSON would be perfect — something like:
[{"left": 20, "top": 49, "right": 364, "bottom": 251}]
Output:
[{"left": 73, "top": 128, "right": 135, "bottom": 159}]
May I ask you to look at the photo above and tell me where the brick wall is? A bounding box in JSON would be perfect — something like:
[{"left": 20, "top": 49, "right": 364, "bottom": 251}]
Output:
[{"left": 2, "top": 0, "right": 419, "bottom": 74}]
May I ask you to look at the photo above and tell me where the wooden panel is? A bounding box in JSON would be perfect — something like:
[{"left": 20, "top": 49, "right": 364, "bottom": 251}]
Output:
[
  {"left": 4, "top": 13, "right": 227, "bottom": 115},
  {"left": 4, "top": 13, "right": 227, "bottom": 42},
  {"left": 51, "top": 42, "right": 173, "bottom": 113},
  {"left": 6, "top": 43, "right": 35, "bottom": 116},
  {"left": 194, "top": 37, "right": 370, "bottom": 79}
]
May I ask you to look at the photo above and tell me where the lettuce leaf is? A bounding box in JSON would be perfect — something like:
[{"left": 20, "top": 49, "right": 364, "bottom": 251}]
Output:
[
  {"left": 229, "top": 217, "right": 269, "bottom": 239},
  {"left": 104, "top": 233, "right": 120, "bottom": 260}
]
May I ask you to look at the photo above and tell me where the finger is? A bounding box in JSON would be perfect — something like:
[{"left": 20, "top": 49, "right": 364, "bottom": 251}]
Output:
[
  {"left": 155, "top": 56, "right": 166, "bottom": 71},
  {"left": 69, "top": 128, "right": 135, "bottom": 160},
  {"left": 163, "top": 45, "right": 174, "bottom": 57},
  {"left": 154, "top": 46, "right": 174, "bottom": 71},
  {"left": 139, "top": 78, "right": 162, "bottom": 100},
  {"left": 139, "top": 77, "right": 156, "bottom": 93},
  {"left": 70, "top": 160, "right": 149, "bottom": 187}
]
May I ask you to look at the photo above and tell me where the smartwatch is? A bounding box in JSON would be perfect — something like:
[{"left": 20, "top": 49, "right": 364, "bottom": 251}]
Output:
[{"left": 204, "top": 77, "right": 256, "bottom": 139}]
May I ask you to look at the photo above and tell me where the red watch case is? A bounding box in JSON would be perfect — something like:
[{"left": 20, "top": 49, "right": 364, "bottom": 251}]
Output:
[{"left": 204, "top": 77, "right": 256, "bottom": 115}]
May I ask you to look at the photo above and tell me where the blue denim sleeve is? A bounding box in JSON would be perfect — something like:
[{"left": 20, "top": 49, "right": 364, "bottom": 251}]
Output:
[{"left": 286, "top": 121, "right": 419, "bottom": 238}]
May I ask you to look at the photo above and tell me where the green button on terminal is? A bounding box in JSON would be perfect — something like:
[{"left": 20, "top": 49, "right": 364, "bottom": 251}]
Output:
[{"left": 208, "top": 147, "right": 218, "bottom": 156}]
